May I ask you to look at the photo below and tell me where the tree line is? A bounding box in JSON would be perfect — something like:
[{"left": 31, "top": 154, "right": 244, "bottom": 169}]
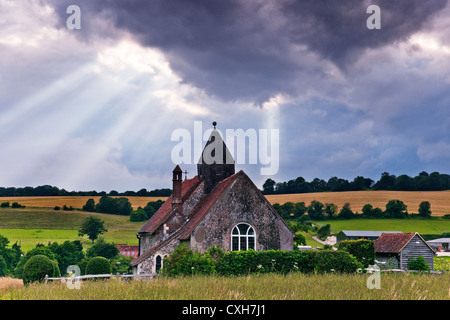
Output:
[
  {"left": 262, "top": 171, "right": 450, "bottom": 194},
  {"left": 273, "top": 199, "right": 438, "bottom": 220},
  {"left": 0, "top": 185, "right": 172, "bottom": 197}
]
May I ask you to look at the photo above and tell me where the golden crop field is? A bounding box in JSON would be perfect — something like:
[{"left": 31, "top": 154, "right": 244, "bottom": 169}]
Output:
[
  {"left": 265, "top": 190, "right": 450, "bottom": 216},
  {"left": 0, "top": 196, "right": 167, "bottom": 210},
  {"left": 0, "top": 190, "right": 449, "bottom": 216}
]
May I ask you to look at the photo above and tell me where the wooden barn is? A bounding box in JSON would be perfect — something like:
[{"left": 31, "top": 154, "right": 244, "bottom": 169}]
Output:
[{"left": 374, "top": 232, "right": 435, "bottom": 270}]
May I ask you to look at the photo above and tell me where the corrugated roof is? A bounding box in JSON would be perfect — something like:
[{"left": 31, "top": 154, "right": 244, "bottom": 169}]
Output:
[
  {"left": 427, "top": 238, "right": 450, "bottom": 243},
  {"left": 341, "top": 230, "right": 402, "bottom": 237}
]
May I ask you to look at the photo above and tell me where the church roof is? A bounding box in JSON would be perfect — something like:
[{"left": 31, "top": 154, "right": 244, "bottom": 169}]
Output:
[
  {"left": 137, "top": 176, "right": 202, "bottom": 234},
  {"left": 178, "top": 171, "right": 240, "bottom": 239}
]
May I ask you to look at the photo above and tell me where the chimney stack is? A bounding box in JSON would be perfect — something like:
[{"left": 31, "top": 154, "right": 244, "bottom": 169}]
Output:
[{"left": 172, "top": 165, "right": 183, "bottom": 211}]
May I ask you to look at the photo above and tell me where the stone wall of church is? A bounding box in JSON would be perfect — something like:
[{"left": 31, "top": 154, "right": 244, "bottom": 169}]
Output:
[
  {"left": 190, "top": 173, "right": 294, "bottom": 252},
  {"left": 136, "top": 237, "right": 181, "bottom": 275}
]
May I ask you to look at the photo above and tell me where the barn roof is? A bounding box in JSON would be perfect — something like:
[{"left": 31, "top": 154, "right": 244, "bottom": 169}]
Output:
[{"left": 374, "top": 232, "right": 434, "bottom": 253}]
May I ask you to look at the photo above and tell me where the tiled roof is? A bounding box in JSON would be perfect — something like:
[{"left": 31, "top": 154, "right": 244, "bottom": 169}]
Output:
[
  {"left": 137, "top": 176, "right": 201, "bottom": 234},
  {"left": 178, "top": 171, "right": 240, "bottom": 239},
  {"left": 373, "top": 232, "right": 437, "bottom": 253}
]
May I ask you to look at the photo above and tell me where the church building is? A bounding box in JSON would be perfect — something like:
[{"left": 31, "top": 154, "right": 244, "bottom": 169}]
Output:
[{"left": 131, "top": 124, "right": 294, "bottom": 275}]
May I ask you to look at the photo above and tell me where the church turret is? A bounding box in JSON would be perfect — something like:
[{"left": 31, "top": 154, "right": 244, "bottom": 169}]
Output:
[
  {"left": 197, "top": 122, "right": 235, "bottom": 194},
  {"left": 172, "top": 165, "right": 183, "bottom": 211}
]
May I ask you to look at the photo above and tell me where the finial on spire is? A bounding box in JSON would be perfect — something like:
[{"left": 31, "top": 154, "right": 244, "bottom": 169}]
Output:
[{"left": 212, "top": 121, "right": 217, "bottom": 129}]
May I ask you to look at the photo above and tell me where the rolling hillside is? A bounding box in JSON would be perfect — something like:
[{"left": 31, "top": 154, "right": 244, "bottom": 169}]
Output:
[{"left": 265, "top": 190, "right": 450, "bottom": 216}]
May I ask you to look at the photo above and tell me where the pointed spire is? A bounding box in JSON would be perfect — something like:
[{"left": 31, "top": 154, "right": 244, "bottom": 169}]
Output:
[{"left": 197, "top": 121, "right": 235, "bottom": 194}]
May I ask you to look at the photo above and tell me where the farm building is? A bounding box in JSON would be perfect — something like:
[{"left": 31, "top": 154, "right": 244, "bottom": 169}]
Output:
[
  {"left": 131, "top": 124, "right": 295, "bottom": 276},
  {"left": 116, "top": 244, "right": 139, "bottom": 257},
  {"left": 336, "top": 230, "right": 402, "bottom": 243},
  {"left": 426, "top": 238, "right": 450, "bottom": 252},
  {"left": 374, "top": 232, "right": 435, "bottom": 270}
]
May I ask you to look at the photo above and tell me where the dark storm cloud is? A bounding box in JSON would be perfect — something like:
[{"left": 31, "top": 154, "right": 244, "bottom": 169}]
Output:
[{"left": 46, "top": 0, "right": 448, "bottom": 103}]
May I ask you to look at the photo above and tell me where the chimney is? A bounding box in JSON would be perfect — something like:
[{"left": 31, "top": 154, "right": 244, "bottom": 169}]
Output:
[{"left": 172, "top": 165, "right": 183, "bottom": 211}]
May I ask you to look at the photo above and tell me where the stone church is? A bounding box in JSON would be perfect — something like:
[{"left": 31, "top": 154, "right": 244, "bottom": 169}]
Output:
[{"left": 131, "top": 125, "right": 294, "bottom": 275}]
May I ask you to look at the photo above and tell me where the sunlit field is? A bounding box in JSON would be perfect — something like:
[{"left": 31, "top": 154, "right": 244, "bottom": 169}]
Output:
[
  {"left": 2, "top": 273, "right": 449, "bottom": 300},
  {"left": 266, "top": 190, "right": 450, "bottom": 216}
]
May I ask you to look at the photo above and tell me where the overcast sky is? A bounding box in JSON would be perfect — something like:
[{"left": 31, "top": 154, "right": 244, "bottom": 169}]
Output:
[{"left": 1, "top": 0, "right": 449, "bottom": 192}]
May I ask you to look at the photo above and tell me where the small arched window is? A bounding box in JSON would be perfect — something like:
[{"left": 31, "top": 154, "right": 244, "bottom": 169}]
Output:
[
  {"left": 231, "top": 223, "right": 255, "bottom": 251},
  {"left": 155, "top": 255, "right": 162, "bottom": 273}
]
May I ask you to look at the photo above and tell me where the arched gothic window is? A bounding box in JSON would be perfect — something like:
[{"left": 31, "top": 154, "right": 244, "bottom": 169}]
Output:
[
  {"left": 155, "top": 255, "right": 162, "bottom": 273},
  {"left": 231, "top": 223, "right": 255, "bottom": 251}
]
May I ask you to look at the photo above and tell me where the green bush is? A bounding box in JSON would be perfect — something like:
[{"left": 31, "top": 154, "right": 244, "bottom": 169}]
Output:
[
  {"left": 313, "top": 250, "right": 362, "bottom": 273},
  {"left": 22, "top": 255, "right": 55, "bottom": 285},
  {"left": 337, "top": 239, "right": 375, "bottom": 267},
  {"left": 162, "top": 244, "right": 215, "bottom": 276},
  {"left": 1, "top": 202, "right": 10, "bottom": 208},
  {"left": 85, "top": 256, "right": 112, "bottom": 275},
  {"left": 407, "top": 256, "right": 430, "bottom": 272}
]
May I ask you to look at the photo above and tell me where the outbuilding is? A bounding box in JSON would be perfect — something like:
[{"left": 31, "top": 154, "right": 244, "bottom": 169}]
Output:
[
  {"left": 374, "top": 232, "right": 435, "bottom": 270},
  {"left": 336, "top": 230, "right": 402, "bottom": 243}
]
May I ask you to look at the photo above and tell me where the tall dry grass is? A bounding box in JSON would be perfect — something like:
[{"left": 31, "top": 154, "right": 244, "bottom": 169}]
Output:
[
  {"left": 0, "top": 277, "right": 23, "bottom": 297},
  {"left": 4, "top": 273, "right": 449, "bottom": 300}
]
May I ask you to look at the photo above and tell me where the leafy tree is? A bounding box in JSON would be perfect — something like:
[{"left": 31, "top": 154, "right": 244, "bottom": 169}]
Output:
[
  {"left": 86, "top": 238, "right": 119, "bottom": 259},
  {"left": 82, "top": 198, "right": 96, "bottom": 212},
  {"left": 418, "top": 201, "right": 432, "bottom": 218},
  {"left": 362, "top": 203, "right": 373, "bottom": 217},
  {"left": 307, "top": 200, "right": 325, "bottom": 220},
  {"left": 78, "top": 216, "right": 108, "bottom": 243},
  {"left": 48, "top": 240, "right": 85, "bottom": 275},
  {"left": 130, "top": 207, "right": 148, "bottom": 222},
  {"left": 294, "top": 202, "right": 307, "bottom": 218},
  {"left": 385, "top": 199, "right": 408, "bottom": 218},
  {"left": 324, "top": 203, "right": 338, "bottom": 218},
  {"left": 317, "top": 224, "right": 331, "bottom": 241},
  {"left": 262, "top": 178, "right": 276, "bottom": 194},
  {"left": 95, "top": 196, "right": 132, "bottom": 215},
  {"left": 294, "top": 233, "right": 307, "bottom": 246},
  {"left": 0, "top": 255, "right": 7, "bottom": 276},
  {"left": 394, "top": 175, "right": 416, "bottom": 191},
  {"left": 338, "top": 202, "right": 354, "bottom": 219},
  {"left": 374, "top": 172, "right": 396, "bottom": 190}
]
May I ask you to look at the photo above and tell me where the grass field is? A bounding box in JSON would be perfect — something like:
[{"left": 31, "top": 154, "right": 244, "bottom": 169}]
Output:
[
  {"left": 266, "top": 190, "right": 450, "bottom": 216},
  {"left": 1, "top": 273, "right": 449, "bottom": 300},
  {"left": 0, "top": 191, "right": 449, "bottom": 252},
  {"left": 0, "top": 207, "right": 141, "bottom": 251}
]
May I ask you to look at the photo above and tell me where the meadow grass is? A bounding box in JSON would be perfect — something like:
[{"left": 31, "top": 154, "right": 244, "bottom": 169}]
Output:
[{"left": 3, "top": 273, "right": 449, "bottom": 300}]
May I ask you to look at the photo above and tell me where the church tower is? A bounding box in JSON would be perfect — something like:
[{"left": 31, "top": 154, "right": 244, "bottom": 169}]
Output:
[{"left": 197, "top": 122, "right": 235, "bottom": 194}]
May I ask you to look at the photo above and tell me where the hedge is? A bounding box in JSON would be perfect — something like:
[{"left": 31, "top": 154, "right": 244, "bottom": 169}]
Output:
[
  {"left": 336, "top": 239, "right": 375, "bottom": 267},
  {"left": 162, "top": 245, "right": 362, "bottom": 277}
]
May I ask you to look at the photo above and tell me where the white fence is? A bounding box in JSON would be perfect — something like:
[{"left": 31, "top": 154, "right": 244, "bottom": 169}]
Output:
[{"left": 44, "top": 273, "right": 154, "bottom": 284}]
